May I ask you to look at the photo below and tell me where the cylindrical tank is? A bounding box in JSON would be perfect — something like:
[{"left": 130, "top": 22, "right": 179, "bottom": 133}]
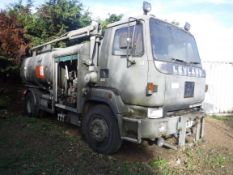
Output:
[
  {"left": 20, "top": 43, "right": 90, "bottom": 88},
  {"left": 20, "top": 52, "right": 54, "bottom": 87}
]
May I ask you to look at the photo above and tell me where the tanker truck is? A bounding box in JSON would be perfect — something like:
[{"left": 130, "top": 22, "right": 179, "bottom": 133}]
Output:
[{"left": 20, "top": 2, "right": 206, "bottom": 154}]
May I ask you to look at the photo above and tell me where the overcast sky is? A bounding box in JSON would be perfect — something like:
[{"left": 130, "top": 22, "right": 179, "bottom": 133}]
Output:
[{"left": 1, "top": 0, "right": 233, "bottom": 61}]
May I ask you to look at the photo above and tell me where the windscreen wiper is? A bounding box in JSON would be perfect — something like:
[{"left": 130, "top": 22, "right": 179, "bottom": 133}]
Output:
[
  {"left": 170, "top": 57, "right": 186, "bottom": 64},
  {"left": 188, "top": 61, "right": 200, "bottom": 65}
]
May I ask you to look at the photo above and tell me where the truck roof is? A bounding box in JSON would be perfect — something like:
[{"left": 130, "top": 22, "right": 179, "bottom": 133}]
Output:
[{"left": 106, "top": 14, "right": 192, "bottom": 35}]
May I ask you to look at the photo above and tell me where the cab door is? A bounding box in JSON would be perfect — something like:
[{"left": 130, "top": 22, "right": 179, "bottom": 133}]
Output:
[{"left": 104, "top": 21, "right": 149, "bottom": 106}]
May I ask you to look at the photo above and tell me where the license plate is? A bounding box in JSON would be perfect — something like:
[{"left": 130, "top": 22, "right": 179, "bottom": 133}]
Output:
[{"left": 186, "top": 120, "right": 193, "bottom": 128}]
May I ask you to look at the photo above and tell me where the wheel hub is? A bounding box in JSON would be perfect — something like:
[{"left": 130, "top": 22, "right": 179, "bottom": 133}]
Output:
[{"left": 89, "top": 118, "right": 108, "bottom": 142}]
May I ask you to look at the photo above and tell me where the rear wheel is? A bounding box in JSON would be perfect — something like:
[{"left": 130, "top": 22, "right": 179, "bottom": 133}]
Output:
[
  {"left": 25, "top": 91, "right": 40, "bottom": 118},
  {"left": 82, "top": 105, "right": 122, "bottom": 154}
]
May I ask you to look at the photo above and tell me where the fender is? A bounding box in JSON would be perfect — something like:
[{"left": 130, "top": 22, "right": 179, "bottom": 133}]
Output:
[
  {"left": 82, "top": 87, "right": 127, "bottom": 115},
  {"left": 25, "top": 88, "right": 41, "bottom": 105}
]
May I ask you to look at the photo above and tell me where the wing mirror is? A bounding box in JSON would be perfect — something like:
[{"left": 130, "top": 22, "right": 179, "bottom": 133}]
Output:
[
  {"left": 113, "top": 33, "right": 132, "bottom": 56},
  {"left": 119, "top": 33, "right": 132, "bottom": 49}
]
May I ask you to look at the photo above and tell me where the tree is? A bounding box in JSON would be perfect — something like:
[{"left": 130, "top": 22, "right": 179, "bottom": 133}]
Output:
[
  {"left": 35, "top": 0, "right": 91, "bottom": 44},
  {"left": 0, "top": 0, "right": 93, "bottom": 81},
  {"left": 0, "top": 11, "right": 29, "bottom": 63},
  {"left": 100, "top": 13, "right": 123, "bottom": 29},
  {"left": 6, "top": 0, "right": 35, "bottom": 47},
  {"left": 0, "top": 11, "right": 29, "bottom": 81},
  {"left": 0, "top": 0, "right": 123, "bottom": 67}
]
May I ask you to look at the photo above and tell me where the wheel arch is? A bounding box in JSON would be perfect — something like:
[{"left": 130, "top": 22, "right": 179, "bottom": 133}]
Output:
[
  {"left": 82, "top": 99, "right": 117, "bottom": 117},
  {"left": 24, "top": 88, "right": 40, "bottom": 104},
  {"left": 81, "top": 88, "right": 127, "bottom": 117}
]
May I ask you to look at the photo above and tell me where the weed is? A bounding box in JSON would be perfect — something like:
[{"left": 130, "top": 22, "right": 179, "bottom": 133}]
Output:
[
  {"left": 196, "top": 148, "right": 204, "bottom": 157},
  {"left": 210, "top": 154, "right": 226, "bottom": 167},
  {"left": 185, "top": 149, "right": 194, "bottom": 170},
  {"left": 204, "top": 151, "right": 226, "bottom": 168},
  {"left": 150, "top": 157, "right": 175, "bottom": 175}
]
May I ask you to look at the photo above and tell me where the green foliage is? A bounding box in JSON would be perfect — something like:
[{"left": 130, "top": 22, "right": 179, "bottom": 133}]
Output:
[
  {"left": 100, "top": 13, "right": 123, "bottom": 29},
  {"left": 4, "top": 0, "right": 92, "bottom": 48},
  {"left": 7, "top": 0, "right": 34, "bottom": 36},
  {"left": 0, "top": 55, "right": 19, "bottom": 81},
  {"left": 0, "top": 0, "right": 123, "bottom": 76},
  {"left": 31, "top": 0, "right": 92, "bottom": 46},
  {"left": 1, "top": 0, "right": 123, "bottom": 51}
]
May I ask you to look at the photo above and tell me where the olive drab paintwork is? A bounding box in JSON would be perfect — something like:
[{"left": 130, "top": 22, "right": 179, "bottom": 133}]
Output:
[{"left": 20, "top": 6, "right": 206, "bottom": 153}]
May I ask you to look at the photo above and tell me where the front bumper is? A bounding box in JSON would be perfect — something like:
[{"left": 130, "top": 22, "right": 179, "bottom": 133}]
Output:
[{"left": 121, "top": 111, "right": 205, "bottom": 146}]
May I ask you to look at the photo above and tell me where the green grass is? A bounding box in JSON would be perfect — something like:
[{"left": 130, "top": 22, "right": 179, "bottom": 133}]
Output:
[
  {"left": 0, "top": 114, "right": 232, "bottom": 175},
  {"left": 0, "top": 95, "right": 11, "bottom": 108},
  {"left": 211, "top": 115, "right": 233, "bottom": 121},
  {"left": 185, "top": 149, "right": 194, "bottom": 170},
  {"left": 149, "top": 157, "right": 175, "bottom": 175},
  {"left": 205, "top": 152, "right": 226, "bottom": 168},
  {"left": 0, "top": 115, "right": 154, "bottom": 175}
]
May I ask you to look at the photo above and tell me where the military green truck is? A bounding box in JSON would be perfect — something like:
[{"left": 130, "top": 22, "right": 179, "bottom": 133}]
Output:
[{"left": 20, "top": 2, "right": 206, "bottom": 154}]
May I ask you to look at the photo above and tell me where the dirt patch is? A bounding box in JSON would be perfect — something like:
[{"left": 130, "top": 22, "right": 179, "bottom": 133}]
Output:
[
  {"left": 114, "top": 142, "right": 174, "bottom": 162},
  {"left": 113, "top": 117, "right": 233, "bottom": 174},
  {"left": 205, "top": 117, "right": 233, "bottom": 152},
  {"left": 64, "top": 126, "right": 81, "bottom": 137}
]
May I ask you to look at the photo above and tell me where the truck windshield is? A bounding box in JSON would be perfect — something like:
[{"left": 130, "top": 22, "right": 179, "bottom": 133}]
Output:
[{"left": 150, "top": 18, "right": 201, "bottom": 64}]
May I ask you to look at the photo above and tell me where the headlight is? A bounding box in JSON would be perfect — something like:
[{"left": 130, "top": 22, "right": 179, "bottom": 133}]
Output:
[{"left": 147, "top": 108, "right": 163, "bottom": 119}]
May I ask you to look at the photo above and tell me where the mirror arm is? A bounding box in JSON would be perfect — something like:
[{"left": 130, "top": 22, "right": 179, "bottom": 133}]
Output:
[{"left": 126, "top": 17, "right": 138, "bottom": 68}]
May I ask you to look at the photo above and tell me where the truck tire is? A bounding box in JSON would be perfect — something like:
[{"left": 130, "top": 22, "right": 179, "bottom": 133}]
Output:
[
  {"left": 82, "top": 105, "right": 122, "bottom": 154},
  {"left": 25, "top": 91, "right": 40, "bottom": 118}
]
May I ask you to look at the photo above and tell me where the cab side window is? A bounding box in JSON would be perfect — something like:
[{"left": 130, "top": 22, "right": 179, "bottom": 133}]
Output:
[{"left": 112, "top": 24, "right": 144, "bottom": 56}]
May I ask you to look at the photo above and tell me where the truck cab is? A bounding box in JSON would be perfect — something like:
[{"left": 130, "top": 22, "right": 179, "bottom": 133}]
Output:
[
  {"left": 96, "top": 13, "right": 206, "bottom": 148},
  {"left": 21, "top": 2, "right": 206, "bottom": 154},
  {"left": 101, "top": 15, "right": 205, "bottom": 108}
]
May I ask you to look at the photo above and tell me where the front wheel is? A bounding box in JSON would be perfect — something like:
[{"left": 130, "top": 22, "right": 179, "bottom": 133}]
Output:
[{"left": 82, "top": 105, "right": 122, "bottom": 154}]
